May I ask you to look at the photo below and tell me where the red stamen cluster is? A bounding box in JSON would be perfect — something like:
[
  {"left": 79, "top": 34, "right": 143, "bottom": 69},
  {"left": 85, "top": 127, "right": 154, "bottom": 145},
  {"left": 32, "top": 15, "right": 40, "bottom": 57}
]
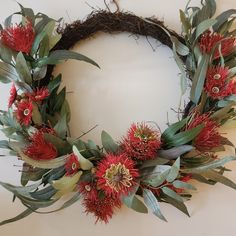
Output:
[
  {"left": 205, "top": 66, "right": 235, "bottom": 99},
  {"left": 122, "top": 123, "right": 161, "bottom": 160},
  {"left": 96, "top": 153, "right": 139, "bottom": 197},
  {"left": 24, "top": 128, "right": 58, "bottom": 160},
  {"left": 1, "top": 21, "right": 35, "bottom": 54},
  {"left": 65, "top": 153, "right": 80, "bottom": 176},
  {"left": 15, "top": 100, "right": 33, "bottom": 126},
  {"left": 26, "top": 87, "right": 50, "bottom": 102},
  {"left": 187, "top": 113, "right": 221, "bottom": 151},
  {"left": 8, "top": 84, "right": 17, "bottom": 108},
  {"left": 79, "top": 182, "right": 121, "bottom": 223},
  {"left": 199, "top": 31, "right": 235, "bottom": 59}
]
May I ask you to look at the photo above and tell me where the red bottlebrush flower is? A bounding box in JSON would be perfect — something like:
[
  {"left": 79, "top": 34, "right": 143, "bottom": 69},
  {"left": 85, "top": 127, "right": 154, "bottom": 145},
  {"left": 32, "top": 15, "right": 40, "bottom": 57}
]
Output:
[
  {"left": 199, "top": 31, "right": 235, "bottom": 59},
  {"left": 78, "top": 182, "right": 98, "bottom": 202},
  {"left": 96, "top": 153, "right": 139, "bottom": 197},
  {"left": 204, "top": 66, "right": 235, "bottom": 99},
  {"left": 26, "top": 87, "right": 50, "bottom": 102},
  {"left": 8, "top": 83, "right": 17, "bottom": 108},
  {"left": 122, "top": 123, "right": 162, "bottom": 160},
  {"left": 82, "top": 187, "right": 121, "bottom": 224},
  {"left": 65, "top": 153, "right": 80, "bottom": 176},
  {"left": 24, "top": 129, "right": 58, "bottom": 160},
  {"left": 15, "top": 100, "right": 33, "bottom": 126},
  {"left": 187, "top": 113, "right": 221, "bottom": 151},
  {"left": 1, "top": 21, "right": 35, "bottom": 54}
]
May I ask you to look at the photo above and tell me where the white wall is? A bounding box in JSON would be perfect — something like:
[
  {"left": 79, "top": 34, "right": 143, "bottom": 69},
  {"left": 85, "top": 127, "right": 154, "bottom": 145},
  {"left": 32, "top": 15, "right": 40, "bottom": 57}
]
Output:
[{"left": 0, "top": 0, "right": 236, "bottom": 235}]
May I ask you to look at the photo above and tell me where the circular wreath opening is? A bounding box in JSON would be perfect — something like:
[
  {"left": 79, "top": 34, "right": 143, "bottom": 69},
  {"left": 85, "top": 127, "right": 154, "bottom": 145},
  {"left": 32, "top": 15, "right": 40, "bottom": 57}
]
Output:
[{"left": 0, "top": 0, "right": 236, "bottom": 226}]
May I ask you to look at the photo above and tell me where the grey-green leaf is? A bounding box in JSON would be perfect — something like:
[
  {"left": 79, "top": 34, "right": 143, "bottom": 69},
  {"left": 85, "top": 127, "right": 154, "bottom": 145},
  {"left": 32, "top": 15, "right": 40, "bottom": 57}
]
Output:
[
  {"left": 166, "top": 157, "right": 180, "bottom": 182},
  {"left": 36, "top": 50, "right": 99, "bottom": 68},
  {"left": 15, "top": 52, "right": 32, "bottom": 84},
  {"left": 143, "top": 189, "right": 167, "bottom": 221},
  {"left": 101, "top": 130, "right": 119, "bottom": 154}
]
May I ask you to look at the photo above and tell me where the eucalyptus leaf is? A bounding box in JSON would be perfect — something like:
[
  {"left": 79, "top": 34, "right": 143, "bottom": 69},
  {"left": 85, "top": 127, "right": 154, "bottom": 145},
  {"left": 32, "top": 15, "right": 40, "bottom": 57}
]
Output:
[
  {"left": 172, "top": 180, "right": 197, "bottom": 190},
  {"left": 36, "top": 50, "right": 99, "bottom": 68},
  {"left": 166, "top": 158, "right": 180, "bottom": 182},
  {"left": 18, "top": 149, "right": 67, "bottom": 169},
  {"left": 166, "top": 124, "right": 203, "bottom": 148},
  {"left": 0, "top": 208, "right": 36, "bottom": 226},
  {"left": 162, "top": 187, "right": 183, "bottom": 202},
  {"left": 54, "top": 114, "right": 68, "bottom": 138},
  {"left": 213, "top": 9, "right": 236, "bottom": 32},
  {"left": 15, "top": 52, "right": 32, "bottom": 84},
  {"left": 101, "top": 130, "right": 119, "bottom": 154},
  {"left": 201, "top": 170, "right": 236, "bottom": 190},
  {"left": 143, "top": 189, "right": 167, "bottom": 221},
  {"left": 182, "top": 156, "right": 236, "bottom": 173},
  {"left": 190, "top": 55, "right": 210, "bottom": 104},
  {"left": 73, "top": 145, "right": 94, "bottom": 170}
]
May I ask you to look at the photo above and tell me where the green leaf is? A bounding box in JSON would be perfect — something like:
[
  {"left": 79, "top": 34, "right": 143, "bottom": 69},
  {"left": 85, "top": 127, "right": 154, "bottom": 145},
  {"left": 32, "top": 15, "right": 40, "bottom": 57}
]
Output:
[
  {"left": 53, "top": 87, "right": 66, "bottom": 113},
  {"left": 179, "top": 10, "right": 191, "bottom": 36},
  {"left": 0, "top": 42, "right": 14, "bottom": 64},
  {"left": 171, "top": 37, "right": 188, "bottom": 94},
  {"left": 162, "top": 117, "right": 189, "bottom": 142},
  {"left": 52, "top": 171, "right": 82, "bottom": 199},
  {"left": 194, "top": 19, "right": 217, "bottom": 41},
  {"left": 142, "top": 165, "right": 171, "bottom": 187},
  {"left": 172, "top": 180, "right": 197, "bottom": 190},
  {"left": 18, "top": 3, "right": 35, "bottom": 24},
  {"left": 143, "top": 189, "right": 167, "bottom": 222},
  {"left": 157, "top": 145, "right": 194, "bottom": 160},
  {"left": 201, "top": 170, "right": 236, "bottom": 190},
  {"left": 163, "top": 195, "right": 190, "bottom": 217},
  {"left": 171, "top": 36, "right": 189, "bottom": 56},
  {"left": 0, "top": 208, "right": 36, "bottom": 226},
  {"left": 54, "top": 114, "right": 67, "bottom": 138},
  {"left": 47, "top": 74, "right": 62, "bottom": 93},
  {"left": 213, "top": 9, "right": 236, "bottom": 32},
  {"left": 101, "top": 130, "right": 119, "bottom": 154},
  {"left": 30, "top": 186, "right": 57, "bottom": 200},
  {"left": 182, "top": 156, "right": 236, "bottom": 173},
  {"left": 0, "top": 61, "right": 18, "bottom": 83},
  {"left": 32, "top": 103, "right": 43, "bottom": 125},
  {"left": 166, "top": 125, "right": 203, "bottom": 147},
  {"left": 166, "top": 158, "right": 180, "bottom": 182},
  {"left": 190, "top": 55, "right": 210, "bottom": 104},
  {"left": 0, "top": 140, "right": 9, "bottom": 149},
  {"left": 33, "top": 66, "right": 47, "bottom": 81},
  {"left": 44, "top": 133, "right": 72, "bottom": 156},
  {"left": 60, "top": 99, "right": 71, "bottom": 122},
  {"left": 141, "top": 158, "right": 169, "bottom": 168},
  {"left": 15, "top": 52, "right": 32, "bottom": 84},
  {"left": 72, "top": 145, "right": 94, "bottom": 170},
  {"left": 123, "top": 192, "right": 148, "bottom": 214},
  {"left": 36, "top": 50, "right": 99, "bottom": 68},
  {"left": 162, "top": 187, "right": 183, "bottom": 202},
  {"left": 18, "top": 149, "right": 67, "bottom": 169},
  {"left": 31, "top": 20, "right": 59, "bottom": 56}
]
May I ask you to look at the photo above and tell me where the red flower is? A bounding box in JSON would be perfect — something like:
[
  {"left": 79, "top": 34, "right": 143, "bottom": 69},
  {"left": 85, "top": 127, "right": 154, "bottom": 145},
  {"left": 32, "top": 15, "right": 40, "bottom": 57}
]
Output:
[
  {"left": 65, "top": 153, "right": 80, "bottom": 176},
  {"left": 8, "top": 83, "right": 17, "bottom": 108},
  {"left": 82, "top": 188, "right": 121, "bottom": 223},
  {"left": 26, "top": 87, "right": 50, "bottom": 102},
  {"left": 96, "top": 153, "right": 139, "bottom": 197},
  {"left": 187, "top": 113, "right": 221, "bottom": 151},
  {"left": 1, "top": 21, "right": 35, "bottom": 54},
  {"left": 199, "top": 31, "right": 235, "bottom": 59},
  {"left": 122, "top": 123, "right": 161, "bottom": 160},
  {"left": 78, "top": 182, "right": 98, "bottom": 201},
  {"left": 15, "top": 100, "right": 33, "bottom": 126},
  {"left": 24, "top": 129, "right": 58, "bottom": 160},
  {"left": 204, "top": 66, "right": 235, "bottom": 99}
]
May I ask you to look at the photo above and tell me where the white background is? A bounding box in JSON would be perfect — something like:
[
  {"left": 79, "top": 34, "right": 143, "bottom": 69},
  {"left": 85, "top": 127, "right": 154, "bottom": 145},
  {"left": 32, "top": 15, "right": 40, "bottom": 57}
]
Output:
[{"left": 0, "top": 0, "right": 236, "bottom": 235}]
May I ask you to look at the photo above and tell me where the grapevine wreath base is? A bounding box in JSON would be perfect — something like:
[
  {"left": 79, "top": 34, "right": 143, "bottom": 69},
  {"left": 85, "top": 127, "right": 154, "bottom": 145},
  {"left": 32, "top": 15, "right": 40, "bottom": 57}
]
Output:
[{"left": 0, "top": 0, "right": 236, "bottom": 225}]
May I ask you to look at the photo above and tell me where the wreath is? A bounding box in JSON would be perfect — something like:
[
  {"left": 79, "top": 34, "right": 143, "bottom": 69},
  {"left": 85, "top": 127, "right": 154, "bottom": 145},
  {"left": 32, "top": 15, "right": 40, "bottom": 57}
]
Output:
[{"left": 0, "top": 0, "right": 236, "bottom": 225}]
